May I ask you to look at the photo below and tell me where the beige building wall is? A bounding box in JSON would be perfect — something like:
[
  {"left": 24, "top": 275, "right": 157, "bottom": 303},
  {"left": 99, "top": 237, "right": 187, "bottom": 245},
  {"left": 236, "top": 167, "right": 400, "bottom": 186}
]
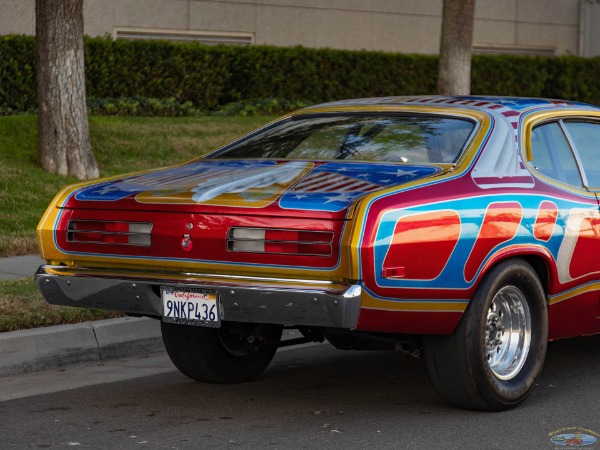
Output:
[
  {"left": 475, "top": 0, "right": 580, "bottom": 55},
  {"left": 583, "top": 1, "right": 600, "bottom": 57},
  {"left": 0, "top": 0, "right": 35, "bottom": 35},
  {"left": 0, "top": 0, "right": 591, "bottom": 56}
]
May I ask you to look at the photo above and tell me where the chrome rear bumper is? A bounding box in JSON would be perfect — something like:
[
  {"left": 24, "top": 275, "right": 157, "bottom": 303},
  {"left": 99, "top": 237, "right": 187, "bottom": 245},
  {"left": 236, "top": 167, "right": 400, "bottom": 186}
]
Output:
[{"left": 36, "top": 265, "right": 361, "bottom": 329}]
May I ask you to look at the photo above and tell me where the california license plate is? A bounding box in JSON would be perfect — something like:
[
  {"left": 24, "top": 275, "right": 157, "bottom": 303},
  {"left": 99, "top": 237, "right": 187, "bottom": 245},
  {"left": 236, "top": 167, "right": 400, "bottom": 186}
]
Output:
[{"left": 161, "top": 287, "right": 220, "bottom": 327}]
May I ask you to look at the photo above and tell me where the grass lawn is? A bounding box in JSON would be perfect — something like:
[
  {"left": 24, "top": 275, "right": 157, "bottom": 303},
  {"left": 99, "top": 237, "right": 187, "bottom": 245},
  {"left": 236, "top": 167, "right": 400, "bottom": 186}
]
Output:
[
  {"left": 0, "top": 114, "right": 274, "bottom": 257},
  {"left": 0, "top": 278, "right": 123, "bottom": 332},
  {"left": 0, "top": 114, "right": 274, "bottom": 331}
]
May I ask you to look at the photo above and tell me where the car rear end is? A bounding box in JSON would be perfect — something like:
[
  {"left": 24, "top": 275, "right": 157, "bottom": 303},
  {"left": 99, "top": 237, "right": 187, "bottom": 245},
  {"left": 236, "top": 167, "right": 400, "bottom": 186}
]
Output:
[
  {"left": 36, "top": 107, "right": 473, "bottom": 333},
  {"left": 36, "top": 180, "right": 363, "bottom": 329}
]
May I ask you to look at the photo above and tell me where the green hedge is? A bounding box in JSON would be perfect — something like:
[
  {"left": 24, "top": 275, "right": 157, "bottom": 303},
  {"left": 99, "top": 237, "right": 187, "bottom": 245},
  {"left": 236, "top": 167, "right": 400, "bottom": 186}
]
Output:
[
  {"left": 0, "top": 35, "right": 37, "bottom": 113},
  {"left": 225, "top": 47, "right": 438, "bottom": 102},
  {"left": 84, "top": 38, "right": 233, "bottom": 110},
  {"left": 85, "top": 96, "right": 312, "bottom": 116},
  {"left": 2, "top": 34, "right": 600, "bottom": 114},
  {"left": 471, "top": 55, "right": 550, "bottom": 97}
]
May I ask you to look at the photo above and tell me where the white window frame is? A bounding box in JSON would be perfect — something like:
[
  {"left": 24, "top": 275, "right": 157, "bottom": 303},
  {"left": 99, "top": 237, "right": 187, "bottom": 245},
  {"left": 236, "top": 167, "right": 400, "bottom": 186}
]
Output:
[{"left": 115, "top": 28, "right": 254, "bottom": 46}]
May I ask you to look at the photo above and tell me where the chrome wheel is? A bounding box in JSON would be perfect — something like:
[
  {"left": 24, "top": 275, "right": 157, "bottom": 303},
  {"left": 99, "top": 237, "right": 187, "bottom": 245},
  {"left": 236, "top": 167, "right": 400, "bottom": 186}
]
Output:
[
  {"left": 485, "top": 285, "right": 531, "bottom": 380},
  {"left": 424, "top": 259, "right": 547, "bottom": 410}
]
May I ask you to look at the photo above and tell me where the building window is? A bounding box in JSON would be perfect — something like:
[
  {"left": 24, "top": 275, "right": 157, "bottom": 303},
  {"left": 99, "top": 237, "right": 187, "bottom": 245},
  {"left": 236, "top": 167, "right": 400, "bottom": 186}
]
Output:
[
  {"left": 473, "top": 44, "right": 555, "bottom": 56},
  {"left": 115, "top": 28, "right": 253, "bottom": 46}
]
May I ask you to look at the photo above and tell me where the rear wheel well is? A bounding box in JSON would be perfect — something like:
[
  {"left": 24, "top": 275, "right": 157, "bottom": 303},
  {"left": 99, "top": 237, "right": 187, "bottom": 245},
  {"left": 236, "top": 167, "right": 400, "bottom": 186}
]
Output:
[
  {"left": 521, "top": 255, "right": 549, "bottom": 299},
  {"left": 475, "top": 255, "right": 549, "bottom": 303}
]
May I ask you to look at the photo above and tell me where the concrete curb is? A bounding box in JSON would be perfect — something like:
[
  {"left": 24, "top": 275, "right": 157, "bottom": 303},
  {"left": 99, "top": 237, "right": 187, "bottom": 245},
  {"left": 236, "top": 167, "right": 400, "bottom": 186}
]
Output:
[
  {"left": 0, "top": 256, "right": 165, "bottom": 376},
  {"left": 0, "top": 316, "right": 164, "bottom": 377}
]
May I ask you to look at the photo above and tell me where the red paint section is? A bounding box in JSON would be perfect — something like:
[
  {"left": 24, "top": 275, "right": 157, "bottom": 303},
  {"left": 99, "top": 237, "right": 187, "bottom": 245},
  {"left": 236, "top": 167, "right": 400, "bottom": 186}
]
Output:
[
  {"left": 464, "top": 202, "right": 522, "bottom": 282},
  {"left": 533, "top": 201, "right": 558, "bottom": 242},
  {"left": 569, "top": 216, "right": 600, "bottom": 279},
  {"left": 356, "top": 308, "right": 462, "bottom": 334},
  {"left": 548, "top": 292, "right": 600, "bottom": 340},
  {"left": 382, "top": 211, "right": 461, "bottom": 280},
  {"left": 55, "top": 208, "right": 343, "bottom": 269},
  {"left": 472, "top": 176, "right": 533, "bottom": 185}
]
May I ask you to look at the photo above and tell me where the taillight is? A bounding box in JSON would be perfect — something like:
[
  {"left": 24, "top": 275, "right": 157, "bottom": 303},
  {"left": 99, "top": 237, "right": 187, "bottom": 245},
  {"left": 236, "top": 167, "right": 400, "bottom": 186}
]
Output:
[
  {"left": 227, "top": 227, "right": 333, "bottom": 257},
  {"left": 67, "top": 220, "right": 152, "bottom": 247}
]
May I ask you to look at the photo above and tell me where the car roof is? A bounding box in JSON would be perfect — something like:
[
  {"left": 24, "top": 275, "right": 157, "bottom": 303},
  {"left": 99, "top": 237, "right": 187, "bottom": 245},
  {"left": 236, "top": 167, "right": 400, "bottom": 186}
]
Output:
[
  {"left": 309, "top": 95, "right": 599, "bottom": 116},
  {"left": 300, "top": 96, "right": 598, "bottom": 191}
]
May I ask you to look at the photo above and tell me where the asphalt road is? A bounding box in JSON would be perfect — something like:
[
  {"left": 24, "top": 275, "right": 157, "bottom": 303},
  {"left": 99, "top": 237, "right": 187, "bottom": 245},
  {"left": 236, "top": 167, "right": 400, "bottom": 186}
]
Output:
[{"left": 1, "top": 335, "right": 599, "bottom": 449}]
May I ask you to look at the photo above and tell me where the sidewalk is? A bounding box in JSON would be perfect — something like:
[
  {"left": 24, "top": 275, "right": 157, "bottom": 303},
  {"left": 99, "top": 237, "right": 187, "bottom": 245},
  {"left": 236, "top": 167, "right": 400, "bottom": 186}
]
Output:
[
  {"left": 0, "top": 254, "right": 45, "bottom": 280},
  {"left": 0, "top": 255, "right": 164, "bottom": 377}
]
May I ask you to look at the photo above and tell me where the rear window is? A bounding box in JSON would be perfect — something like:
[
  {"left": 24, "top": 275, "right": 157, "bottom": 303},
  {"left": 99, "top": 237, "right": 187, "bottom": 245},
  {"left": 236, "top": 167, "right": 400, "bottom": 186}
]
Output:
[{"left": 211, "top": 114, "right": 475, "bottom": 164}]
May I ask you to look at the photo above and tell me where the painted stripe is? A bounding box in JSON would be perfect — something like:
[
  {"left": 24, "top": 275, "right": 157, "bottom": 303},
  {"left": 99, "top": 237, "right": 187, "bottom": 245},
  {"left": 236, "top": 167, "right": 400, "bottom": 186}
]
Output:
[
  {"left": 533, "top": 200, "right": 558, "bottom": 242},
  {"left": 464, "top": 201, "right": 523, "bottom": 282}
]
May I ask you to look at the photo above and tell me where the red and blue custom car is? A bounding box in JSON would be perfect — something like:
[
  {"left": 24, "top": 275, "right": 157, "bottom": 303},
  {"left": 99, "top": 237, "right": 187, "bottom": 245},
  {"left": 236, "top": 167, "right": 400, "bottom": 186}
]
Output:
[{"left": 36, "top": 96, "right": 600, "bottom": 410}]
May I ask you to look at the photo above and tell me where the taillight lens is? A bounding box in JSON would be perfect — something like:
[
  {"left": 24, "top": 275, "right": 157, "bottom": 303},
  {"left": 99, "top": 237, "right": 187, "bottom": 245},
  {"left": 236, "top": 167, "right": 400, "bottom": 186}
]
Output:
[
  {"left": 67, "top": 220, "right": 152, "bottom": 247},
  {"left": 228, "top": 228, "right": 333, "bottom": 257}
]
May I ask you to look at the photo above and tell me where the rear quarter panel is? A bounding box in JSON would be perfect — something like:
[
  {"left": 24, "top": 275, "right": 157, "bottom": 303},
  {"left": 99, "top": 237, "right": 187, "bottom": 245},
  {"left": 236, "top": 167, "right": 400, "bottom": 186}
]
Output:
[{"left": 352, "top": 108, "right": 600, "bottom": 339}]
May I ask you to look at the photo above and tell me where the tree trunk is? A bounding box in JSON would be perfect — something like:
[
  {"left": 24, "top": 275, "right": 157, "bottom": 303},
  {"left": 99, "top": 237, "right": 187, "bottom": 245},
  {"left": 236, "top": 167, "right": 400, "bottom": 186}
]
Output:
[
  {"left": 437, "top": 0, "right": 476, "bottom": 95},
  {"left": 36, "top": 0, "right": 99, "bottom": 180}
]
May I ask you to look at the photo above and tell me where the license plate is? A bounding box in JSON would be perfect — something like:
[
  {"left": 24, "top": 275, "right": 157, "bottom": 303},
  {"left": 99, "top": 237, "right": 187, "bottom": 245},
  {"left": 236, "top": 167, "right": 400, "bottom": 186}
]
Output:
[{"left": 161, "top": 287, "right": 220, "bottom": 327}]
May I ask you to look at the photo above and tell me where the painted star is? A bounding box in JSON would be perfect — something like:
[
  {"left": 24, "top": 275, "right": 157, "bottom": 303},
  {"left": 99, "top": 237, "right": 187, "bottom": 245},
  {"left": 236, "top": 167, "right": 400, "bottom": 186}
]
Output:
[
  {"left": 395, "top": 169, "right": 419, "bottom": 177},
  {"left": 324, "top": 192, "right": 352, "bottom": 204},
  {"left": 97, "top": 184, "right": 124, "bottom": 195},
  {"left": 180, "top": 165, "right": 202, "bottom": 174},
  {"left": 293, "top": 193, "right": 309, "bottom": 199}
]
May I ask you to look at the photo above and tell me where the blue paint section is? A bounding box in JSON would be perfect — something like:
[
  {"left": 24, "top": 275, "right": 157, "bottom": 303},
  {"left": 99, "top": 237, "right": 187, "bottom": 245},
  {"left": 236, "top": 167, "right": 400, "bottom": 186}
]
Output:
[
  {"left": 452, "top": 96, "right": 566, "bottom": 110},
  {"left": 372, "top": 194, "right": 593, "bottom": 290},
  {"left": 73, "top": 159, "right": 441, "bottom": 212},
  {"left": 279, "top": 163, "right": 440, "bottom": 212},
  {"left": 74, "top": 160, "right": 277, "bottom": 202},
  {"left": 75, "top": 180, "right": 132, "bottom": 202},
  {"left": 322, "top": 95, "right": 598, "bottom": 114}
]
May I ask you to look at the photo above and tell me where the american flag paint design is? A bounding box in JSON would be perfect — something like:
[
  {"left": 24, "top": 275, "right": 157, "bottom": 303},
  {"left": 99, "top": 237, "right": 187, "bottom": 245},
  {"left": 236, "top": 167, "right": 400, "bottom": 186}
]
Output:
[
  {"left": 74, "top": 161, "right": 279, "bottom": 202},
  {"left": 73, "top": 160, "right": 439, "bottom": 212},
  {"left": 279, "top": 162, "right": 439, "bottom": 212},
  {"left": 291, "top": 171, "right": 381, "bottom": 194}
]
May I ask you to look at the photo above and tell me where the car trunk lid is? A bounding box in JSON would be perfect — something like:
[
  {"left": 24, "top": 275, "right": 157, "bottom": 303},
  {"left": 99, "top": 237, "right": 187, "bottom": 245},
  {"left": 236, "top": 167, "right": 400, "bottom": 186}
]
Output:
[{"left": 65, "top": 159, "right": 443, "bottom": 220}]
